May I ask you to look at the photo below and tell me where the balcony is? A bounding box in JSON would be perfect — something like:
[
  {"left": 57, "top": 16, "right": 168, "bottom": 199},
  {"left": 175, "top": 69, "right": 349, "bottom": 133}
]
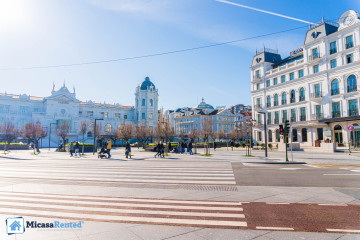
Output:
[
  {"left": 311, "top": 92, "right": 323, "bottom": 99},
  {"left": 349, "top": 110, "right": 359, "bottom": 117},
  {"left": 254, "top": 105, "right": 262, "bottom": 111},
  {"left": 331, "top": 89, "right": 340, "bottom": 96},
  {"left": 281, "top": 100, "right": 287, "bottom": 105},
  {"left": 346, "top": 42, "right": 354, "bottom": 49},
  {"left": 308, "top": 53, "right": 321, "bottom": 62},
  {"left": 291, "top": 116, "right": 296, "bottom": 122},
  {"left": 253, "top": 75, "right": 262, "bottom": 81},
  {"left": 274, "top": 119, "right": 279, "bottom": 124},
  {"left": 312, "top": 113, "right": 324, "bottom": 120},
  {"left": 348, "top": 86, "right": 357, "bottom": 93},
  {"left": 332, "top": 112, "right": 341, "bottom": 118},
  {"left": 282, "top": 118, "right": 288, "bottom": 123},
  {"left": 299, "top": 96, "right": 305, "bottom": 102},
  {"left": 267, "top": 119, "right": 272, "bottom": 124},
  {"left": 290, "top": 98, "right": 296, "bottom": 104},
  {"left": 265, "top": 58, "right": 304, "bottom": 76},
  {"left": 274, "top": 101, "right": 279, "bottom": 107},
  {"left": 267, "top": 103, "right": 271, "bottom": 108},
  {"left": 300, "top": 115, "right": 306, "bottom": 121}
]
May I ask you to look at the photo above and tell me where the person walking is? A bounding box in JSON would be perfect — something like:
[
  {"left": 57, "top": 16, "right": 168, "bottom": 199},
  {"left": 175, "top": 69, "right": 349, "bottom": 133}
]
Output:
[
  {"left": 155, "top": 142, "right": 162, "bottom": 158},
  {"left": 75, "top": 141, "right": 80, "bottom": 156},
  {"left": 230, "top": 140, "right": 234, "bottom": 151},
  {"left": 125, "top": 141, "right": 131, "bottom": 159},
  {"left": 69, "top": 142, "right": 74, "bottom": 157},
  {"left": 160, "top": 142, "right": 165, "bottom": 158},
  {"left": 106, "top": 140, "right": 112, "bottom": 158},
  {"left": 168, "top": 142, "right": 172, "bottom": 153},
  {"left": 188, "top": 141, "right": 193, "bottom": 155},
  {"left": 213, "top": 142, "right": 217, "bottom": 151}
]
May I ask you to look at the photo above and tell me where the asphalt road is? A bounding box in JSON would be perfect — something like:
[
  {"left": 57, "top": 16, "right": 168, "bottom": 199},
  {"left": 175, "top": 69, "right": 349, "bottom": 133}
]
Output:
[{"left": 232, "top": 162, "right": 360, "bottom": 188}]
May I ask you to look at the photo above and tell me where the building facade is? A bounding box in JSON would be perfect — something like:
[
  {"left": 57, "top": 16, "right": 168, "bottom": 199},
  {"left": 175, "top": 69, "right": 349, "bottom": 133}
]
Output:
[
  {"left": 0, "top": 77, "right": 159, "bottom": 147},
  {"left": 250, "top": 10, "right": 360, "bottom": 149}
]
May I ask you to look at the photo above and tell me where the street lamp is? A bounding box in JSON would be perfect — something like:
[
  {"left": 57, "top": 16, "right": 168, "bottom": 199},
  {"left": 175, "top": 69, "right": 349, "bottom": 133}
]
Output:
[
  {"left": 93, "top": 118, "right": 104, "bottom": 155},
  {"left": 259, "top": 111, "right": 268, "bottom": 158},
  {"left": 250, "top": 118, "right": 256, "bottom": 148},
  {"left": 48, "top": 122, "right": 56, "bottom": 151}
]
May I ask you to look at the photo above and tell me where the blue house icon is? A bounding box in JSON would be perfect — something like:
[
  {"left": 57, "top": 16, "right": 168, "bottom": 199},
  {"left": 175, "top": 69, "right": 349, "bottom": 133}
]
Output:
[{"left": 10, "top": 221, "right": 21, "bottom": 231}]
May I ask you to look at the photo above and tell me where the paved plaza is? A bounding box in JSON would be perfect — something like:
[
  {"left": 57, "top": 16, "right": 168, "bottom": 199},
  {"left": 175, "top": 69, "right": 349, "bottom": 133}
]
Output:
[{"left": 0, "top": 148, "right": 359, "bottom": 239}]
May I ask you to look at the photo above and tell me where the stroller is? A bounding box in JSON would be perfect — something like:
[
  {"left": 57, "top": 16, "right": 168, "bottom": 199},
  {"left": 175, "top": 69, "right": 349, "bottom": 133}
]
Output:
[{"left": 98, "top": 147, "right": 109, "bottom": 159}]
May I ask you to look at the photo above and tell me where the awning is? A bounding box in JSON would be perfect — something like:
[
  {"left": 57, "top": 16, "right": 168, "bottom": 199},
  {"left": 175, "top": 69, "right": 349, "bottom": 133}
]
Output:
[{"left": 319, "top": 115, "right": 360, "bottom": 124}]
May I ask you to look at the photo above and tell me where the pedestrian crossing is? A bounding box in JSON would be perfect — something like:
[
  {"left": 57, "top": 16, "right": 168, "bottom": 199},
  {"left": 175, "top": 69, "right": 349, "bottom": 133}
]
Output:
[
  {"left": 0, "top": 191, "right": 247, "bottom": 228},
  {"left": 0, "top": 158, "right": 236, "bottom": 185}
]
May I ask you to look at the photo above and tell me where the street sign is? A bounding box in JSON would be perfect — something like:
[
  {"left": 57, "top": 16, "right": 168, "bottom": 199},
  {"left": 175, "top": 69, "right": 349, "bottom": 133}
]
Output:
[{"left": 348, "top": 125, "right": 354, "bottom": 131}]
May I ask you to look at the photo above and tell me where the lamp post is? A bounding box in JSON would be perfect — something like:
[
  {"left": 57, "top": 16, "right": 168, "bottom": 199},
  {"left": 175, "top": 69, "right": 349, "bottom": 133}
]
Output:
[
  {"left": 48, "top": 122, "right": 56, "bottom": 151},
  {"left": 93, "top": 118, "right": 104, "bottom": 155},
  {"left": 259, "top": 112, "right": 268, "bottom": 158},
  {"left": 250, "top": 118, "right": 256, "bottom": 148}
]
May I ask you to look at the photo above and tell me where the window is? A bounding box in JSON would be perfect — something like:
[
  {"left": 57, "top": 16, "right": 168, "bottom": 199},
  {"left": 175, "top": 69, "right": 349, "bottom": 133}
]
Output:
[
  {"left": 273, "top": 78, "right": 278, "bottom": 85},
  {"left": 87, "top": 111, "right": 93, "bottom": 117},
  {"left": 317, "top": 128, "right": 324, "bottom": 141},
  {"left": 267, "top": 112, "right": 271, "bottom": 124},
  {"left": 256, "top": 83, "right": 260, "bottom": 90},
  {"left": 115, "top": 113, "right": 121, "bottom": 120},
  {"left": 274, "top": 94, "right": 279, "bottom": 106},
  {"left": 346, "top": 35, "right": 354, "bottom": 49},
  {"left": 149, "top": 113, "right": 153, "bottom": 120},
  {"left": 301, "top": 128, "right": 307, "bottom": 142},
  {"left": 150, "top": 99, "right": 153, "bottom": 106},
  {"left": 79, "top": 111, "right": 82, "bottom": 116},
  {"left": 281, "top": 75, "right": 286, "bottom": 83},
  {"left": 104, "top": 124, "right": 112, "bottom": 134},
  {"left": 276, "top": 129, "right": 280, "bottom": 142},
  {"left": 293, "top": 129, "right": 298, "bottom": 142},
  {"left": 313, "top": 64, "right": 319, "bottom": 73},
  {"left": 257, "top": 114, "right": 261, "bottom": 124},
  {"left": 314, "top": 84, "right": 321, "bottom": 98},
  {"left": 300, "top": 107, "right": 306, "bottom": 121},
  {"left": 299, "top": 88, "right": 305, "bottom": 101},
  {"left": 290, "top": 90, "right": 295, "bottom": 103},
  {"left": 290, "top": 72, "right": 295, "bottom": 80},
  {"left": 348, "top": 99, "right": 358, "bottom": 116},
  {"left": 291, "top": 109, "right": 296, "bottom": 122},
  {"left": 330, "top": 41, "right": 337, "bottom": 54},
  {"left": 142, "top": 99, "right": 146, "bottom": 106},
  {"left": 274, "top": 111, "right": 279, "bottom": 124},
  {"left": 298, "top": 69, "right": 304, "bottom": 78},
  {"left": 142, "top": 113, "right": 146, "bottom": 119},
  {"left": 104, "top": 112, "right": 108, "bottom": 120},
  {"left": 267, "top": 96, "right": 271, "bottom": 107},
  {"left": 255, "top": 70, "right": 260, "bottom": 78},
  {"left": 331, "top": 79, "right": 339, "bottom": 95},
  {"left": 282, "top": 110, "right": 288, "bottom": 122},
  {"left": 268, "top": 130, "right": 273, "bottom": 142},
  {"left": 346, "top": 54, "right": 353, "bottom": 64},
  {"left": 312, "top": 48, "right": 319, "bottom": 59},
  {"left": 258, "top": 131, "right": 262, "bottom": 142},
  {"left": 100, "top": 112, "right": 104, "bottom": 119},
  {"left": 330, "top": 59, "right": 337, "bottom": 69},
  {"left": 266, "top": 80, "right": 270, "bottom": 87},
  {"left": 282, "top": 92, "right": 287, "bottom": 105},
  {"left": 124, "top": 115, "right": 127, "bottom": 119},
  {"left": 315, "top": 105, "right": 322, "bottom": 119},
  {"left": 332, "top": 102, "right": 341, "bottom": 118},
  {"left": 256, "top": 98, "right": 261, "bottom": 108},
  {"left": 347, "top": 75, "right": 357, "bottom": 92}
]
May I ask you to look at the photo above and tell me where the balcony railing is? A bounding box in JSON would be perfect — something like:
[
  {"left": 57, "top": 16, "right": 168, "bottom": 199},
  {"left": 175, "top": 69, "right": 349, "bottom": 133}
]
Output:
[
  {"left": 290, "top": 98, "right": 296, "bottom": 103},
  {"left": 330, "top": 48, "right": 337, "bottom": 55},
  {"left": 312, "top": 113, "right": 324, "bottom": 120},
  {"left": 274, "top": 119, "right": 279, "bottom": 124},
  {"left": 348, "top": 86, "right": 357, "bottom": 93},
  {"left": 311, "top": 92, "right": 322, "bottom": 99},
  {"left": 267, "top": 119, "right": 272, "bottom": 124},
  {"left": 300, "top": 115, "right": 306, "bottom": 121},
  {"left": 332, "top": 111, "right": 341, "bottom": 118},
  {"left": 281, "top": 100, "right": 287, "bottom": 105},
  {"left": 299, "top": 96, "right": 305, "bottom": 102},
  {"left": 267, "top": 103, "right": 271, "bottom": 108},
  {"left": 274, "top": 101, "right": 279, "bottom": 107},
  {"left": 253, "top": 75, "right": 262, "bottom": 81},
  {"left": 291, "top": 116, "right": 296, "bottom": 122},
  {"left": 346, "top": 42, "right": 354, "bottom": 49},
  {"left": 331, "top": 89, "right": 340, "bottom": 96},
  {"left": 282, "top": 118, "right": 288, "bottom": 123},
  {"left": 309, "top": 53, "right": 321, "bottom": 61},
  {"left": 349, "top": 110, "right": 359, "bottom": 117}
]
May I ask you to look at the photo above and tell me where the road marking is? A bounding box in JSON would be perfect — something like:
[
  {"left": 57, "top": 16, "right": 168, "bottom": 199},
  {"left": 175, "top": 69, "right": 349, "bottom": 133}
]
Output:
[
  {"left": 306, "top": 165, "right": 321, "bottom": 168},
  {"left": 256, "top": 226, "right": 294, "bottom": 231},
  {"left": 318, "top": 204, "right": 347, "bottom": 206},
  {"left": 351, "top": 170, "right": 360, "bottom": 172},
  {"left": 323, "top": 174, "right": 360, "bottom": 176},
  {"left": 327, "top": 229, "right": 360, "bottom": 233}
]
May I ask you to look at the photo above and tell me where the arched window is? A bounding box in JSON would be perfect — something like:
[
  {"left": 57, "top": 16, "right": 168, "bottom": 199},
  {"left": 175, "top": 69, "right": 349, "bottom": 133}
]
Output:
[
  {"left": 347, "top": 75, "right": 357, "bottom": 92},
  {"left": 150, "top": 99, "right": 153, "bottom": 107},
  {"left": 299, "top": 88, "right": 305, "bottom": 101},
  {"left": 267, "top": 96, "right": 271, "bottom": 107},
  {"left": 274, "top": 94, "right": 279, "bottom": 106},
  {"left": 104, "top": 123, "right": 112, "bottom": 134},
  {"left": 290, "top": 90, "right": 296, "bottom": 103},
  {"left": 268, "top": 130, "right": 273, "bottom": 142},
  {"left": 282, "top": 92, "right": 287, "bottom": 105},
  {"left": 331, "top": 79, "right": 339, "bottom": 95},
  {"left": 334, "top": 125, "right": 342, "bottom": 131},
  {"left": 142, "top": 99, "right": 146, "bottom": 106}
]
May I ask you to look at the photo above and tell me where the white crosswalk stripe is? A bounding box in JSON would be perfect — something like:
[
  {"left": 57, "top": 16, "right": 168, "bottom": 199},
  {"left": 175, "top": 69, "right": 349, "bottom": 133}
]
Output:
[{"left": 0, "top": 191, "right": 247, "bottom": 228}]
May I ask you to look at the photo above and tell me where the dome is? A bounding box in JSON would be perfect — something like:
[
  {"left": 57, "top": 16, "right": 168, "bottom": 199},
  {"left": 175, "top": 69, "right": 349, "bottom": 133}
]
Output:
[
  {"left": 139, "top": 77, "right": 155, "bottom": 90},
  {"left": 192, "top": 98, "right": 214, "bottom": 110}
]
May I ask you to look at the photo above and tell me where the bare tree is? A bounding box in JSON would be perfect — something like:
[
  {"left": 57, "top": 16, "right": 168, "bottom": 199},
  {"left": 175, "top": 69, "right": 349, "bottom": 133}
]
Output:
[
  {"left": 23, "top": 122, "right": 47, "bottom": 154},
  {"left": 117, "top": 122, "right": 134, "bottom": 142},
  {"left": 135, "top": 124, "right": 151, "bottom": 149},
  {"left": 108, "top": 128, "right": 120, "bottom": 146},
  {"left": 79, "top": 120, "right": 88, "bottom": 154},
  {"left": 0, "top": 121, "right": 21, "bottom": 152},
  {"left": 217, "top": 129, "right": 225, "bottom": 142},
  {"left": 56, "top": 121, "right": 70, "bottom": 150},
  {"left": 188, "top": 127, "right": 200, "bottom": 154},
  {"left": 200, "top": 117, "right": 214, "bottom": 143}
]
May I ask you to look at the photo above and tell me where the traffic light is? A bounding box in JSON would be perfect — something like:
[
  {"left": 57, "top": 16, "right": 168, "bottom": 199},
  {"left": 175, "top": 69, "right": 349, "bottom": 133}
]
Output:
[
  {"left": 279, "top": 125, "right": 284, "bottom": 135},
  {"left": 284, "top": 120, "right": 290, "bottom": 136}
]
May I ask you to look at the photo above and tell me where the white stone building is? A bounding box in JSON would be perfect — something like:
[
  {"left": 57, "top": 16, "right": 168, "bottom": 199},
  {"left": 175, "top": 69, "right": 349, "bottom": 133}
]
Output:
[
  {"left": 0, "top": 77, "right": 159, "bottom": 147},
  {"left": 250, "top": 10, "right": 360, "bottom": 150}
]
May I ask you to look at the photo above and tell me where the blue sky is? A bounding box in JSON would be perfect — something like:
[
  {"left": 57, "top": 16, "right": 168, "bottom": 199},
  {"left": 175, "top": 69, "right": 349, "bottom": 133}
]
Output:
[{"left": 0, "top": 0, "right": 358, "bottom": 109}]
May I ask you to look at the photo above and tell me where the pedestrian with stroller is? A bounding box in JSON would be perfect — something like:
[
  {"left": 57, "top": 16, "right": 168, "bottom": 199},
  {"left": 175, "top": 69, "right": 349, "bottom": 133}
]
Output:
[
  {"left": 69, "top": 142, "right": 74, "bottom": 157},
  {"left": 125, "top": 141, "right": 131, "bottom": 158},
  {"left": 106, "top": 140, "right": 112, "bottom": 158}
]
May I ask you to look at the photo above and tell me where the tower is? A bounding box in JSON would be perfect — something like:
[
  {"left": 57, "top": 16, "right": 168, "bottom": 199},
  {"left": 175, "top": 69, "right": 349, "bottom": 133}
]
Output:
[{"left": 135, "top": 77, "right": 159, "bottom": 128}]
